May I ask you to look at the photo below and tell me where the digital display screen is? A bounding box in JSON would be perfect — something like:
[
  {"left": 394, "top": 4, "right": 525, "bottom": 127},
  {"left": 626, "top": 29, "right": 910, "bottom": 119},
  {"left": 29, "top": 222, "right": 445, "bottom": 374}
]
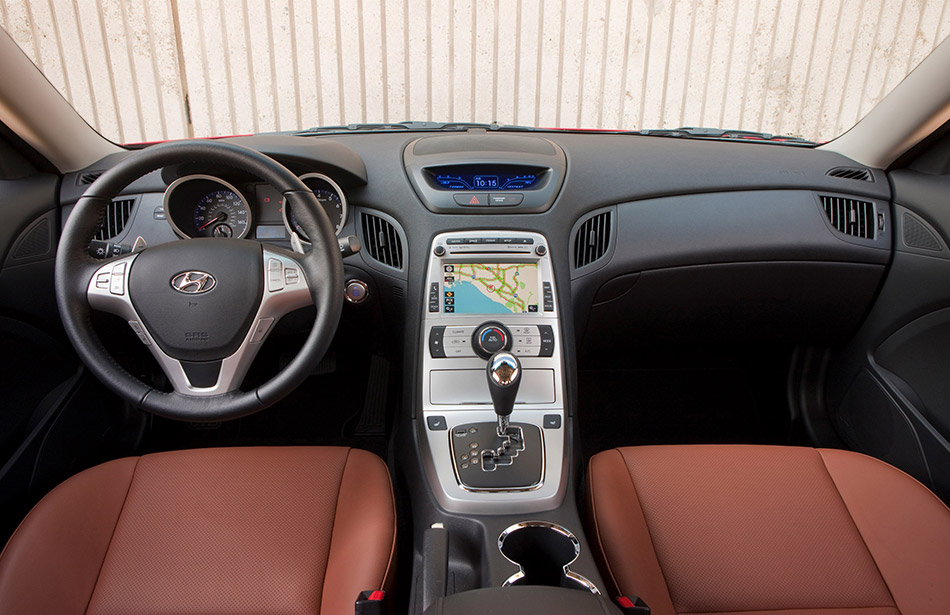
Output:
[
  {"left": 443, "top": 263, "right": 539, "bottom": 314},
  {"left": 425, "top": 164, "right": 545, "bottom": 191},
  {"left": 433, "top": 173, "right": 538, "bottom": 191}
]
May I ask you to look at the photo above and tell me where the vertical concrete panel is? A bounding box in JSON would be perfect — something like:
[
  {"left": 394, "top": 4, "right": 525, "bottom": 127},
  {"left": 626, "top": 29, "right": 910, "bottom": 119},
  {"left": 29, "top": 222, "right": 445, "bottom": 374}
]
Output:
[{"left": 3, "top": 0, "right": 949, "bottom": 143}]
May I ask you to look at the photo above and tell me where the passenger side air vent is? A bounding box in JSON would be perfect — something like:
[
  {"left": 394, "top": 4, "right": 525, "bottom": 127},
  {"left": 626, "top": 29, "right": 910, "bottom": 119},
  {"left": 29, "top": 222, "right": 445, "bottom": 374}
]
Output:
[
  {"left": 360, "top": 212, "right": 404, "bottom": 270},
  {"left": 78, "top": 170, "right": 104, "bottom": 185},
  {"left": 827, "top": 167, "right": 872, "bottom": 181},
  {"left": 573, "top": 210, "right": 613, "bottom": 269},
  {"left": 95, "top": 198, "right": 136, "bottom": 240},
  {"left": 819, "top": 196, "right": 875, "bottom": 239}
]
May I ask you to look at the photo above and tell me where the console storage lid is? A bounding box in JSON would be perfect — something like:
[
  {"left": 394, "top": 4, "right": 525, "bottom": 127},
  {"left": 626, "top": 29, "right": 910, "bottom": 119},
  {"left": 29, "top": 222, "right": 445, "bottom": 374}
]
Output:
[{"left": 422, "top": 586, "right": 622, "bottom": 615}]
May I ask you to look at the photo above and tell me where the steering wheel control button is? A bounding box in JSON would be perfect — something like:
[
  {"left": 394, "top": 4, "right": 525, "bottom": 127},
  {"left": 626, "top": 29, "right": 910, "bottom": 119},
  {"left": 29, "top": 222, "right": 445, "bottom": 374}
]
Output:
[
  {"left": 472, "top": 322, "right": 511, "bottom": 359},
  {"left": 454, "top": 193, "right": 489, "bottom": 206},
  {"left": 426, "top": 415, "right": 447, "bottom": 431},
  {"left": 429, "top": 326, "right": 446, "bottom": 358},
  {"left": 110, "top": 262, "right": 127, "bottom": 295},
  {"left": 267, "top": 258, "right": 284, "bottom": 292},
  {"left": 543, "top": 414, "right": 562, "bottom": 429},
  {"left": 250, "top": 317, "right": 275, "bottom": 344},
  {"left": 543, "top": 282, "right": 554, "bottom": 311},
  {"left": 489, "top": 193, "right": 524, "bottom": 206},
  {"left": 344, "top": 280, "right": 369, "bottom": 304},
  {"left": 95, "top": 272, "right": 111, "bottom": 289},
  {"left": 284, "top": 268, "right": 299, "bottom": 285},
  {"left": 127, "top": 320, "right": 150, "bottom": 346}
]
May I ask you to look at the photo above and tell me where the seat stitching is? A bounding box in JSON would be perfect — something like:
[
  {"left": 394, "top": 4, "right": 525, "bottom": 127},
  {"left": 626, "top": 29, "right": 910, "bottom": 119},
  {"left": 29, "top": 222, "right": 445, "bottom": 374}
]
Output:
[
  {"left": 587, "top": 456, "right": 622, "bottom": 595},
  {"left": 377, "top": 457, "right": 398, "bottom": 591},
  {"left": 318, "top": 447, "right": 352, "bottom": 615},
  {"left": 615, "top": 449, "right": 675, "bottom": 605},
  {"left": 83, "top": 456, "right": 141, "bottom": 615},
  {"left": 815, "top": 449, "right": 898, "bottom": 612},
  {"left": 680, "top": 605, "right": 901, "bottom": 615}
]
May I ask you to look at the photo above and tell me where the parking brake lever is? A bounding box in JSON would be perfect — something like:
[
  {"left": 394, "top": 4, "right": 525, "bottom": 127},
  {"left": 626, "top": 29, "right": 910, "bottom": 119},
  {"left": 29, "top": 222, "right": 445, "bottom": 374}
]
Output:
[{"left": 486, "top": 351, "right": 521, "bottom": 437}]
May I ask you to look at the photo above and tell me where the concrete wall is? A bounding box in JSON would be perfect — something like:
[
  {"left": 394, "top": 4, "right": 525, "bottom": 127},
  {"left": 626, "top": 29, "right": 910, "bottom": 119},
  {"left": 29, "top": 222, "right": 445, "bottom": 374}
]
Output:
[{"left": 2, "top": 0, "right": 948, "bottom": 144}]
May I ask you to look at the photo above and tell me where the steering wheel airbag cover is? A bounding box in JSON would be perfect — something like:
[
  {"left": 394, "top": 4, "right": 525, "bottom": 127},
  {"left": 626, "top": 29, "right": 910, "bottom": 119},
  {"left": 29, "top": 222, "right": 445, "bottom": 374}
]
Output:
[{"left": 129, "top": 239, "right": 263, "bottom": 362}]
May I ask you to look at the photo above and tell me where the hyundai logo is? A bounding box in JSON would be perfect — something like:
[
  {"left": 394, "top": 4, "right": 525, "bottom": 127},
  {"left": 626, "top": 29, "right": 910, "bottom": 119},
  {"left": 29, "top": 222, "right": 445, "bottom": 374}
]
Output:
[{"left": 170, "top": 271, "right": 216, "bottom": 294}]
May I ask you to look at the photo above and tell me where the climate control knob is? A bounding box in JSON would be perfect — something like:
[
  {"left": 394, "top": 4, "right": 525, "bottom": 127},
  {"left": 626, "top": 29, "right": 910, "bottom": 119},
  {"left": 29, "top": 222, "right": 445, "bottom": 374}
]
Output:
[{"left": 472, "top": 322, "right": 511, "bottom": 359}]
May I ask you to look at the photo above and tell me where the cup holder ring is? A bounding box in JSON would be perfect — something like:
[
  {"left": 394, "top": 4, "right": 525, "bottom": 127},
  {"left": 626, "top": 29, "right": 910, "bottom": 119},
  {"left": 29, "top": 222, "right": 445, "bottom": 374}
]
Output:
[{"left": 497, "top": 520, "right": 600, "bottom": 594}]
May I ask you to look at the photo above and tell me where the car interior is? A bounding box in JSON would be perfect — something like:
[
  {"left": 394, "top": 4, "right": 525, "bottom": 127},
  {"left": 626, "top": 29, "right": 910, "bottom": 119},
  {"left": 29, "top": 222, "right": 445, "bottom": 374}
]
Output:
[{"left": 0, "top": 16, "right": 949, "bottom": 615}]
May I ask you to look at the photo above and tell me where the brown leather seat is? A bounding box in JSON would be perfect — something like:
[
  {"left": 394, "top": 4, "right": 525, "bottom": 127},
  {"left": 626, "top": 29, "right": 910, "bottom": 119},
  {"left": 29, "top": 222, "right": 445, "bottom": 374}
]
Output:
[
  {"left": 586, "top": 445, "right": 950, "bottom": 615},
  {"left": 0, "top": 446, "right": 396, "bottom": 615}
]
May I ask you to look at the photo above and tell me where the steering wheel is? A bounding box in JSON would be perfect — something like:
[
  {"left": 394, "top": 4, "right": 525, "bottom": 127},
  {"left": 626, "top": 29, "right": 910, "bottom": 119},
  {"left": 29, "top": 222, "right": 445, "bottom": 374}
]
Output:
[{"left": 55, "top": 141, "right": 343, "bottom": 421}]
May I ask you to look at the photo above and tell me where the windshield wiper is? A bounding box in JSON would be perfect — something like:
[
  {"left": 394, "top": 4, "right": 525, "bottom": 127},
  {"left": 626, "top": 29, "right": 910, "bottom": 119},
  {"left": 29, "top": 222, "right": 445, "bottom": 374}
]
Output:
[{"left": 634, "top": 127, "right": 817, "bottom": 146}]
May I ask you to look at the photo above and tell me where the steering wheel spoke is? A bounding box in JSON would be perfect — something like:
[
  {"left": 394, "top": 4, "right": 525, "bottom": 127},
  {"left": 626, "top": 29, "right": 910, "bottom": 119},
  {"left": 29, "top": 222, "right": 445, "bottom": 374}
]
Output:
[{"left": 86, "top": 253, "right": 142, "bottom": 320}]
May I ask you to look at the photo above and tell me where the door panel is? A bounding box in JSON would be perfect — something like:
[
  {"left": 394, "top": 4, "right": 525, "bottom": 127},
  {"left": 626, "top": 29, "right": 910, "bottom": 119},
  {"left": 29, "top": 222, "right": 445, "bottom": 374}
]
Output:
[{"left": 827, "top": 166, "right": 950, "bottom": 500}]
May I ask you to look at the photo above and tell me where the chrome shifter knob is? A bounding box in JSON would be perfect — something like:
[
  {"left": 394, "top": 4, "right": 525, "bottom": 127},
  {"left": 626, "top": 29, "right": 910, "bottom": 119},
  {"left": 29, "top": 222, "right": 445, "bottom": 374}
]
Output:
[{"left": 487, "top": 352, "right": 522, "bottom": 436}]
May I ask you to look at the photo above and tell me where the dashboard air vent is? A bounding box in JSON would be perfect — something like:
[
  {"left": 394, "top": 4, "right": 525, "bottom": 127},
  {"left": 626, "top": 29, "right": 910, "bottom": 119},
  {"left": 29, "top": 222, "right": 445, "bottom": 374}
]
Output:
[
  {"left": 820, "top": 196, "right": 874, "bottom": 239},
  {"left": 79, "top": 170, "right": 104, "bottom": 185},
  {"left": 96, "top": 198, "right": 135, "bottom": 240},
  {"left": 827, "top": 167, "right": 872, "bottom": 181},
  {"left": 361, "top": 212, "right": 404, "bottom": 270},
  {"left": 574, "top": 211, "right": 612, "bottom": 268}
]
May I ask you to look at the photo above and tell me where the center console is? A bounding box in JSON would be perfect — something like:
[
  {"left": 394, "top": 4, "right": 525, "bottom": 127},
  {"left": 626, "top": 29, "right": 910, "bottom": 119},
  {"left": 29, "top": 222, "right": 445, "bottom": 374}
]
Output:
[{"left": 420, "top": 230, "right": 567, "bottom": 514}]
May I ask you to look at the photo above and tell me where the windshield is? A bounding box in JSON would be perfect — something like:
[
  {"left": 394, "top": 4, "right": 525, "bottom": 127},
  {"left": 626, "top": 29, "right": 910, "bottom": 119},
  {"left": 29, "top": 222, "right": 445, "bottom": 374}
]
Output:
[{"left": 3, "top": 1, "right": 949, "bottom": 145}]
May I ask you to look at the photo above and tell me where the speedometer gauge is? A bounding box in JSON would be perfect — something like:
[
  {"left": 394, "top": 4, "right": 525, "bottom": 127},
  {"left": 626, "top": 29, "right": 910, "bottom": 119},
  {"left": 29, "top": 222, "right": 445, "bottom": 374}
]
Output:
[
  {"left": 193, "top": 190, "right": 250, "bottom": 238},
  {"left": 282, "top": 173, "right": 348, "bottom": 240},
  {"left": 163, "top": 175, "right": 252, "bottom": 240}
]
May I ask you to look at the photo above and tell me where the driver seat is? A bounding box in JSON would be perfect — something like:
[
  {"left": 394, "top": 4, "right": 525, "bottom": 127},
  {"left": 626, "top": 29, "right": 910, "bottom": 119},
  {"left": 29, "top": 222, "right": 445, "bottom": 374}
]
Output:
[{"left": 0, "top": 446, "right": 396, "bottom": 614}]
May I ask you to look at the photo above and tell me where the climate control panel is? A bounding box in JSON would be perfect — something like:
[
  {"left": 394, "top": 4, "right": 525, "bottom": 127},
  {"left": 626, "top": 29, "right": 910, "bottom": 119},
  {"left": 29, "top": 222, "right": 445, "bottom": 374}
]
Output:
[{"left": 429, "top": 323, "right": 555, "bottom": 359}]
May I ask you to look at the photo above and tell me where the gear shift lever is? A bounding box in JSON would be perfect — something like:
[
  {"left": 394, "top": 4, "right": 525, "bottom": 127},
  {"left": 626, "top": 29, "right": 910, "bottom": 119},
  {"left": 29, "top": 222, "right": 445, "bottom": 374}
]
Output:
[{"left": 487, "top": 351, "right": 522, "bottom": 437}]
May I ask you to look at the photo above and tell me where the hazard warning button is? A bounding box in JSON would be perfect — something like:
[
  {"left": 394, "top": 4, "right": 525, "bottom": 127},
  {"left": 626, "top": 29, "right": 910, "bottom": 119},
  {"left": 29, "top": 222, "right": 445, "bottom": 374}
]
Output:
[{"left": 454, "top": 193, "right": 489, "bottom": 206}]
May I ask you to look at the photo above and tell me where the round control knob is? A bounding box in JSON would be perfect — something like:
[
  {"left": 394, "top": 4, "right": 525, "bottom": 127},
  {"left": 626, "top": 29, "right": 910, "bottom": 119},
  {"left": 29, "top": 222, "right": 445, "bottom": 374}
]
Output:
[
  {"left": 472, "top": 322, "right": 511, "bottom": 359},
  {"left": 433, "top": 245, "right": 446, "bottom": 256},
  {"left": 535, "top": 244, "right": 547, "bottom": 256},
  {"left": 344, "top": 279, "right": 369, "bottom": 304}
]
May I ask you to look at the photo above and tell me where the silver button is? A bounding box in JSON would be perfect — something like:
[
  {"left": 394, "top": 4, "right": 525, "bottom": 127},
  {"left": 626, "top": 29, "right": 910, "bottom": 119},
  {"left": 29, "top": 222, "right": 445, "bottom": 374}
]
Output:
[{"left": 110, "top": 263, "right": 126, "bottom": 295}]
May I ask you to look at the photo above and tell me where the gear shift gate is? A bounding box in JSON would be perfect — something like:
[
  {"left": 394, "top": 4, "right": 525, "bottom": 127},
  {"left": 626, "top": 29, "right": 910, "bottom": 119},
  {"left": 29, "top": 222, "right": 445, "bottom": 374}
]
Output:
[
  {"left": 451, "top": 422, "right": 543, "bottom": 490},
  {"left": 481, "top": 425, "right": 526, "bottom": 471}
]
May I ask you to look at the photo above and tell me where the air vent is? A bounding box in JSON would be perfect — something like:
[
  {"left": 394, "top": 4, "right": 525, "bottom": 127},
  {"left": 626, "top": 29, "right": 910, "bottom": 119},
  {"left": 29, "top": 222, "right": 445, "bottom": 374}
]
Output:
[
  {"left": 820, "top": 196, "right": 875, "bottom": 239},
  {"left": 360, "top": 212, "right": 404, "bottom": 270},
  {"left": 573, "top": 211, "right": 612, "bottom": 268},
  {"left": 78, "top": 170, "right": 104, "bottom": 185},
  {"left": 827, "top": 167, "right": 872, "bottom": 181},
  {"left": 96, "top": 198, "right": 135, "bottom": 240}
]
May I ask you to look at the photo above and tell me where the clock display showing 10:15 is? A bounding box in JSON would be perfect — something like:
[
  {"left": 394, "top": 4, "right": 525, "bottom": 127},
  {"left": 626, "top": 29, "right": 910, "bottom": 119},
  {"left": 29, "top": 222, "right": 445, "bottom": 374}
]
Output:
[{"left": 473, "top": 176, "right": 499, "bottom": 188}]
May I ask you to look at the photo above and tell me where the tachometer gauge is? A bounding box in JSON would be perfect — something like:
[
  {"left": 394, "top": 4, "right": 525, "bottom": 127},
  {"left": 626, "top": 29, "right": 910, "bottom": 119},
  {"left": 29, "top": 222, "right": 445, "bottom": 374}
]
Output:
[
  {"left": 163, "top": 175, "right": 253, "bottom": 240},
  {"left": 193, "top": 190, "right": 250, "bottom": 238},
  {"left": 282, "top": 173, "right": 348, "bottom": 240}
]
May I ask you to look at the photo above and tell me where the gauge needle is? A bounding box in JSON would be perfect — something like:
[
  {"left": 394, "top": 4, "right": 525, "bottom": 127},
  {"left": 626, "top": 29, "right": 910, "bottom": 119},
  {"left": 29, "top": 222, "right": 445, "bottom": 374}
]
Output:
[{"left": 197, "top": 212, "right": 226, "bottom": 231}]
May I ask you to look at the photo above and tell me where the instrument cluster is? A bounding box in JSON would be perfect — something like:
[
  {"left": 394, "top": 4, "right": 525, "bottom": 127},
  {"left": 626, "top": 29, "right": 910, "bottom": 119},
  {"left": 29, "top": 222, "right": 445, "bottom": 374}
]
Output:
[{"left": 162, "top": 173, "right": 348, "bottom": 242}]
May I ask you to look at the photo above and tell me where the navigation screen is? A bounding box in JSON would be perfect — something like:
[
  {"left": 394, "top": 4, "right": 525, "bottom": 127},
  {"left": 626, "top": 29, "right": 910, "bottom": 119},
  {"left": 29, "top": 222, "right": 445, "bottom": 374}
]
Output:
[{"left": 443, "top": 263, "right": 539, "bottom": 314}]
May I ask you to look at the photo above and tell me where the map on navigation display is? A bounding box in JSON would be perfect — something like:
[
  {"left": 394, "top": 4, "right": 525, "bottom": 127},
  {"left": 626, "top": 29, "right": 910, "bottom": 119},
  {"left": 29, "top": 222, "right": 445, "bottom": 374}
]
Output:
[{"left": 443, "top": 263, "right": 539, "bottom": 314}]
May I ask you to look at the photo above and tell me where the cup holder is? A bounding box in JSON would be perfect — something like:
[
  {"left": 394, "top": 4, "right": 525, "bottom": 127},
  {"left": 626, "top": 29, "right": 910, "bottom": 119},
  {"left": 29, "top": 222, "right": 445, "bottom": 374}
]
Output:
[{"left": 497, "top": 521, "right": 600, "bottom": 594}]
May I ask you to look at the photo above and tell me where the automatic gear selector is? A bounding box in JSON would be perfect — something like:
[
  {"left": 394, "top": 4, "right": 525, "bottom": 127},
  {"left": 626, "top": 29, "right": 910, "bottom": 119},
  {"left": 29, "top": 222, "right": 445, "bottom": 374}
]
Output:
[{"left": 449, "top": 351, "right": 543, "bottom": 490}]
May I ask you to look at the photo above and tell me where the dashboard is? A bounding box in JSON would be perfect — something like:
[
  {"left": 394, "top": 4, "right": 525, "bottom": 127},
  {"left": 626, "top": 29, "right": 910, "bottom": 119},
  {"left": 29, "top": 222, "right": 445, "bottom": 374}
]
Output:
[{"left": 59, "top": 130, "right": 894, "bottom": 419}]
